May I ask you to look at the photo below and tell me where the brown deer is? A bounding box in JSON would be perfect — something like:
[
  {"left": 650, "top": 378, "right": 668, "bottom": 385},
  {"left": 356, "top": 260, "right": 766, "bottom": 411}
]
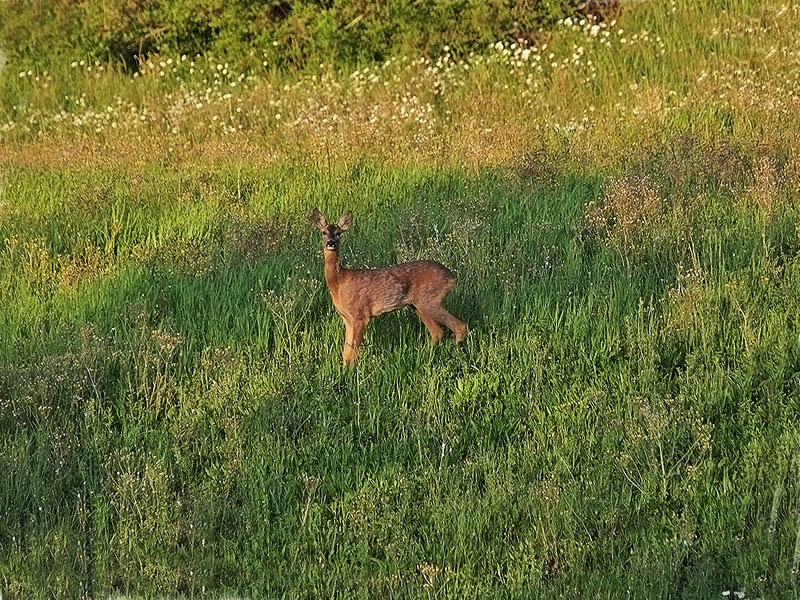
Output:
[{"left": 311, "top": 209, "right": 467, "bottom": 365}]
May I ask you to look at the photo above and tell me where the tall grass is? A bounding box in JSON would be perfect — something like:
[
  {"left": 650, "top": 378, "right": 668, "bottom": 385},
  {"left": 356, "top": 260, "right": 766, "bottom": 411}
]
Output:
[
  {"left": 2, "top": 0, "right": 800, "bottom": 598},
  {"left": 2, "top": 0, "right": 797, "bottom": 169}
]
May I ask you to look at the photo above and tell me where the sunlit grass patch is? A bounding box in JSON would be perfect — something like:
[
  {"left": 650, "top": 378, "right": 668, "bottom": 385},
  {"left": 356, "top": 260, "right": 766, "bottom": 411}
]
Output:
[
  {"left": 2, "top": 1, "right": 800, "bottom": 598},
  {"left": 1, "top": 1, "right": 798, "bottom": 172}
]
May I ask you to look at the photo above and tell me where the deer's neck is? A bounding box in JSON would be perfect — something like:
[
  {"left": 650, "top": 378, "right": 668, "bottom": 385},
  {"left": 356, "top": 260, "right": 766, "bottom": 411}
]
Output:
[{"left": 323, "top": 249, "right": 343, "bottom": 291}]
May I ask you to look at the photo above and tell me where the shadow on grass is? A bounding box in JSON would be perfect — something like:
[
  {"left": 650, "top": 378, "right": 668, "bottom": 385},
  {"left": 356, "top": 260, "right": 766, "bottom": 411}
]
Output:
[{"left": 4, "top": 151, "right": 800, "bottom": 598}]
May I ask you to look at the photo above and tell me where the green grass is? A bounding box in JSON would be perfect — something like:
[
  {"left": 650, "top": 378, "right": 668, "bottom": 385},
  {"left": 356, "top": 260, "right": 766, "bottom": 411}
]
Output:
[
  {"left": 3, "top": 0, "right": 800, "bottom": 597},
  {"left": 1, "top": 158, "right": 800, "bottom": 598}
]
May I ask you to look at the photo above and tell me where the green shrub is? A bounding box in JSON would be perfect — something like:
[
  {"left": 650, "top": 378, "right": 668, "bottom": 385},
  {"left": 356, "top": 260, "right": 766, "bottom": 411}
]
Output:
[{"left": 0, "top": 0, "right": 572, "bottom": 71}]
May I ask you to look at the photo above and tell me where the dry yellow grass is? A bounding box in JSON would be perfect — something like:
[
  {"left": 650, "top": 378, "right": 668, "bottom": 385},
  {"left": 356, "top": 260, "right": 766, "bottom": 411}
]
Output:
[{"left": 0, "top": 2, "right": 797, "bottom": 172}]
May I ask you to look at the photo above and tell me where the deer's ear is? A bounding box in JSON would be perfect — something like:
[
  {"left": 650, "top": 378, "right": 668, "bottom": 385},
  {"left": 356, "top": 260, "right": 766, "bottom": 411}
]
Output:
[
  {"left": 310, "top": 208, "right": 328, "bottom": 231},
  {"left": 337, "top": 211, "right": 353, "bottom": 231}
]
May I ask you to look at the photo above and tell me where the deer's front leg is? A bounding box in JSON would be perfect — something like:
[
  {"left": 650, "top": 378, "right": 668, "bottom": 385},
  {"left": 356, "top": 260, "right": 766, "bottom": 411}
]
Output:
[
  {"left": 342, "top": 316, "right": 356, "bottom": 365},
  {"left": 342, "top": 315, "right": 368, "bottom": 365}
]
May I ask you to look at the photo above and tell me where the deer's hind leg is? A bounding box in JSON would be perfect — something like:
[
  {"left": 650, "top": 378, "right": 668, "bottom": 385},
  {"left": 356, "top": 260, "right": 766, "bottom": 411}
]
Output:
[
  {"left": 429, "top": 305, "right": 468, "bottom": 344},
  {"left": 414, "top": 307, "right": 444, "bottom": 344}
]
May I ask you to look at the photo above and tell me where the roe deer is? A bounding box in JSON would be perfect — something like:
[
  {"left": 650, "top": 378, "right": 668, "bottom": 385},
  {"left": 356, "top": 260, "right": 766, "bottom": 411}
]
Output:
[{"left": 311, "top": 209, "right": 467, "bottom": 365}]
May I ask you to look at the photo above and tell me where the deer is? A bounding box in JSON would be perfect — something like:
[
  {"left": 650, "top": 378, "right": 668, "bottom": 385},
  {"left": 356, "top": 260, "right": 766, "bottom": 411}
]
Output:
[{"left": 311, "top": 209, "right": 467, "bottom": 365}]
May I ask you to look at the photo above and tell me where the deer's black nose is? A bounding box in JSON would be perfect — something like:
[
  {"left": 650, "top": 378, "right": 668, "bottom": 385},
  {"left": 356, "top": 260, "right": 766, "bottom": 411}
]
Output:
[{"left": 326, "top": 240, "right": 337, "bottom": 249}]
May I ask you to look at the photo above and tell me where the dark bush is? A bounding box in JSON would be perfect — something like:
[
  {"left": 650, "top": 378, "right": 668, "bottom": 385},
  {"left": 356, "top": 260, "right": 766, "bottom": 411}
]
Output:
[{"left": 0, "top": 0, "right": 574, "bottom": 71}]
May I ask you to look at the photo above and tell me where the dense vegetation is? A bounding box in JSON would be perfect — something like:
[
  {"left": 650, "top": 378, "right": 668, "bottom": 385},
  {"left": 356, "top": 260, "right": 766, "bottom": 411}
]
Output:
[
  {"left": 2, "top": 0, "right": 800, "bottom": 598},
  {"left": 0, "top": 0, "right": 573, "bottom": 71}
]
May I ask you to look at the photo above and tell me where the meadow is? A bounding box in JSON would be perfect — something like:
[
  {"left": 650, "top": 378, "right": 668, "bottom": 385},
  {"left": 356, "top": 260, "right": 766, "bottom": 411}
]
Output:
[{"left": 2, "top": 0, "right": 800, "bottom": 598}]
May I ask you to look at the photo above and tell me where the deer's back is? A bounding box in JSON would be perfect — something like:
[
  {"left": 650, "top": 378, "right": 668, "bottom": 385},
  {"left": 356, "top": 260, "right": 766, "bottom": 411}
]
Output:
[{"left": 337, "top": 260, "right": 454, "bottom": 317}]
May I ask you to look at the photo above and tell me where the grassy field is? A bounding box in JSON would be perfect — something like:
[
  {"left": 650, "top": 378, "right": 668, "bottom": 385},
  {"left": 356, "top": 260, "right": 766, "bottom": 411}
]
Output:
[{"left": 3, "top": 1, "right": 800, "bottom": 598}]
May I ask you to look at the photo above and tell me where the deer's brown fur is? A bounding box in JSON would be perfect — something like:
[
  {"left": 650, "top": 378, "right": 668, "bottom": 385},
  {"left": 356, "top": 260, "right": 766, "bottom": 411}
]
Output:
[{"left": 311, "top": 209, "right": 467, "bottom": 364}]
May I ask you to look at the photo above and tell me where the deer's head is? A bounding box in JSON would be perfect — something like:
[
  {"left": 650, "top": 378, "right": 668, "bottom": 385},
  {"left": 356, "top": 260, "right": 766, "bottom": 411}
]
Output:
[{"left": 310, "top": 209, "right": 352, "bottom": 253}]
